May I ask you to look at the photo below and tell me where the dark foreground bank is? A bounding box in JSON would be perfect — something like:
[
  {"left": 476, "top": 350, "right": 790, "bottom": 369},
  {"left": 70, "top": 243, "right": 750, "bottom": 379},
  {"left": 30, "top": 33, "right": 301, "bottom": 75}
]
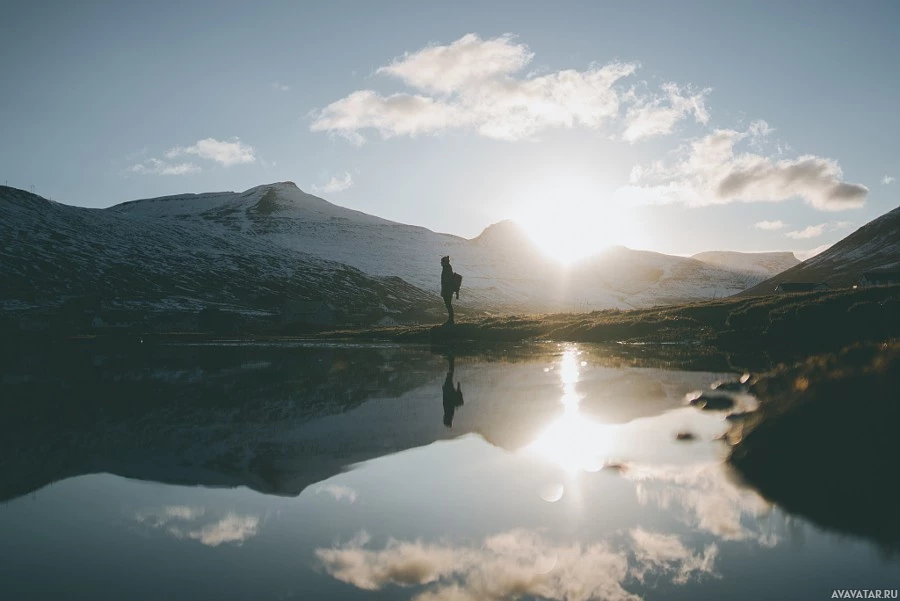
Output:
[{"left": 729, "top": 341, "right": 900, "bottom": 548}]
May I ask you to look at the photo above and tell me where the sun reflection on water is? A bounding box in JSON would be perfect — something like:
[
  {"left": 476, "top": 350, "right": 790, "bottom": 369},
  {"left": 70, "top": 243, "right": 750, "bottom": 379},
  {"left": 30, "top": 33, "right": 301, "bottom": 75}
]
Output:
[{"left": 527, "top": 346, "right": 614, "bottom": 472}]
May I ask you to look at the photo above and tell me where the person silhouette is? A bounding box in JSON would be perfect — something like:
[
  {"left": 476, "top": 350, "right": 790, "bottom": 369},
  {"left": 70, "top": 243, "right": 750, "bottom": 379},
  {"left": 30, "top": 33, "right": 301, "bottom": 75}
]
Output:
[
  {"left": 440, "top": 256, "right": 455, "bottom": 325},
  {"left": 442, "top": 353, "right": 464, "bottom": 427}
]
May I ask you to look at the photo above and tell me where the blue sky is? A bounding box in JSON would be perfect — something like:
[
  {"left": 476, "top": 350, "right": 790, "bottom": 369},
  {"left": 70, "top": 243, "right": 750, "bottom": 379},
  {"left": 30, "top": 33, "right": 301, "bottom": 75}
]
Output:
[{"left": 2, "top": 0, "right": 898, "bottom": 259}]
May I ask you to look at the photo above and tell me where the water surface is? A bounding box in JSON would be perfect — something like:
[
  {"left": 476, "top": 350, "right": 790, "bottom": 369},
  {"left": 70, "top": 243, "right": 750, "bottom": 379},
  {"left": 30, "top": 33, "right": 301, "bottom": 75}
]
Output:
[{"left": 1, "top": 341, "right": 897, "bottom": 600}]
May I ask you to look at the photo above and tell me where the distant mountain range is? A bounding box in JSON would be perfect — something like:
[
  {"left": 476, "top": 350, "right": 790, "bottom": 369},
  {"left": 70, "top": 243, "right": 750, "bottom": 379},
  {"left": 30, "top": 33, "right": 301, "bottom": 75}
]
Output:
[
  {"left": 1, "top": 181, "right": 843, "bottom": 323},
  {"left": 743, "top": 205, "right": 900, "bottom": 295}
]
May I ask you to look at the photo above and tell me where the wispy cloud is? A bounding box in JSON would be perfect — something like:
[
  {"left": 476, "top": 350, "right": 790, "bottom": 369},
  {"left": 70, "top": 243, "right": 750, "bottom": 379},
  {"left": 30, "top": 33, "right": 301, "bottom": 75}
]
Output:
[
  {"left": 786, "top": 223, "right": 827, "bottom": 239},
  {"left": 316, "top": 527, "right": 718, "bottom": 600},
  {"left": 315, "top": 483, "right": 358, "bottom": 502},
  {"left": 785, "top": 220, "right": 853, "bottom": 240},
  {"left": 165, "top": 137, "right": 256, "bottom": 167},
  {"left": 883, "top": 175, "right": 896, "bottom": 185},
  {"left": 312, "top": 172, "right": 354, "bottom": 194},
  {"left": 272, "top": 81, "right": 291, "bottom": 91},
  {"left": 134, "top": 506, "right": 259, "bottom": 547},
  {"left": 619, "top": 124, "right": 867, "bottom": 211},
  {"left": 622, "top": 83, "right": 710, "bottom": 142},
  {"left": 754, "top": 220, "right": 787, "bottom": 231},
  {"left": 797, "top": 243, "right": 833, "bottom": 261},
  {"left": 311, "top": 34, "right": 709, "bottom": 144},
  {"left": 128, "top": 158, "right": 200, "bottom": 176}
]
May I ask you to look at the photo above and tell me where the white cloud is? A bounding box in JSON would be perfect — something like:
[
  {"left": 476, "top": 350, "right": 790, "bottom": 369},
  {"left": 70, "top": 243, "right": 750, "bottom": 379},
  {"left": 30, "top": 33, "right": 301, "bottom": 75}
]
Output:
[
  {"left": 317, "top": 527, "right": 723, "bottom": 601},
  {"left": 883, "top": 175, "right": 896, "bottom": 185},
  {"left": 619, "top": 126, "right": 867, "bottom": 211},
  {"left": 173, "top": 513, "right": 260, "bottom": 547},
  {"left": 272, "top": 81, "right": 291, "bottom": 91},
  {"left": 133, "top": 506, "right": 259, "bottom": 547},
  {"left": 312, "top": 172, "right": 354, "bottom": 194},
  {"left": 796, "top": 243, "right": 833, "bottom": 260},
  {"left": 786, "top": 223, "right": 827, "bottom": 239},
  {"left": 311, "top": 34, "right": 644, "bottom": 143},
  {"left": 629, "top": 529, "right": 719, "bottom": 585},
  {"left": 128, "top": 158, "right": 200, "bottom": 176},
  {"left": 315, "top": 483, "right": 358, "bottom": 502},
  {"left": 785, "top": 220, "right": 853, "bottom": 239},
  {"left": 754, "top": 220, "right": 787, "bottom": 231},
  {"left": 622, "top": 83, "right": 710, "bottom": 142},
  {"left": 165, "top": 137, "right": 256, "bottom": 166},
  {"left": 376, "top": 33, "right": 534, "bottom": 94}
]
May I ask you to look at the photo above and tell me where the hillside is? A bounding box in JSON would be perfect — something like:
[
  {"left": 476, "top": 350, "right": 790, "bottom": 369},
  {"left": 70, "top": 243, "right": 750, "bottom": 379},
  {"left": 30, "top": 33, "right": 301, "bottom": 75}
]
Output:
[
  {"left": 0, "top": 185, "right": 440, "bottom": 324},
  {"left": 109, "top": 182, "right": 783, "bottom": 311},
  {"left": 742, "top": 205, "right": 900, "bottom": 294}
]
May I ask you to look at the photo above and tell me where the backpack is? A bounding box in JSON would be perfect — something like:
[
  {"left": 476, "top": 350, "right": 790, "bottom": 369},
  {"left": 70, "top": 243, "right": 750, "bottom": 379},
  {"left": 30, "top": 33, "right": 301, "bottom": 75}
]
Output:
[{"left": 452, "top": 273, "right": 462, "bottom": 299}]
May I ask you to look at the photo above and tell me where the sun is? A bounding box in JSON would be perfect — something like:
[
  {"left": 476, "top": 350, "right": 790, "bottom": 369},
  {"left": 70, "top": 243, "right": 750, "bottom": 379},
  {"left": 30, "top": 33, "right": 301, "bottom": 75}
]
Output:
[{"left": 515, "top": 174, "right": 645, "bottom": 265}]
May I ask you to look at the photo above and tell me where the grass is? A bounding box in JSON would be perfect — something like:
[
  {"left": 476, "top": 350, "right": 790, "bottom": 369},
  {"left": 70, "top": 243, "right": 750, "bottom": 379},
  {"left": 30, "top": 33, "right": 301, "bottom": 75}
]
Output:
[{"left": 317, "top": 285, "right": 900, "bottom": 361}]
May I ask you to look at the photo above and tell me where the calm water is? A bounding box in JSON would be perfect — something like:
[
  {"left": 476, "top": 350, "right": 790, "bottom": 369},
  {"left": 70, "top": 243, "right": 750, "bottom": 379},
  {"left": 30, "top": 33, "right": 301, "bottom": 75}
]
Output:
[{"left": 1, "top": 341, "right": 897, "bottom": 600}]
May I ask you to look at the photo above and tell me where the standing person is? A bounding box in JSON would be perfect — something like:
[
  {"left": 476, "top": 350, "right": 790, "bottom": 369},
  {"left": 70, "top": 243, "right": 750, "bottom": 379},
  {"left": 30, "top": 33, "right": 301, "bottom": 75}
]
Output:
[{"left": 440, "top": 256, "right": 455, "bottom": 325}]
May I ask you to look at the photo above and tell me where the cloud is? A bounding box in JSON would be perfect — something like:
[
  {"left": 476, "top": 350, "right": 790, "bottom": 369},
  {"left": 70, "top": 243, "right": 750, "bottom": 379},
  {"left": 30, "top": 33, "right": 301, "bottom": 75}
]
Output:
[
  {"left": 317, "top": 527, "right": 723, "bottom": 601},
  {"left": 622, "top": 83, "right": 710, "bottom": 142},
  {"left": 620, "top": 126, "right": 867, "bottom": 211},
  {"left": 754, "top": 220, "right": 787, "bottom": 231},
  {"left": 312, "top": 172, "right": 354, "bottom": 194},
  {"left": 171, "top": 514, "right": 260, "bottom": 547},
  {"left": 311, "top": 34, "right": 648, "bottom": 143},
  {"left": 272, "top": 81, "right": 291, "bottom": 91},
  {"left": 128, "top": 158, "right": 200, "bottom": 176},
  {"left": 134, "top": 505, "right": 205, "bottom": 526},
  {"left": 133, "top": 506, "right": 259, "bottom": 547},
  {"left": 884, "top": 175, "right": 896, "bottom": 185},
  {"left": 626, "top": 463, "right": 773, "bottom": 542},
  {"left": 786, "top": 223, "right": 827, "bottom": 239},
  {"left": 165, "top": 137, "right": 256, "bottom": 166},
  {"left": 315, "top": 483, "right": 358, "bottom": 502},
  {"left": 629, "top": 529, "right": 719, "bottom": 585},
  {"left": 316, "top": 529, "right": 638, "bottom": 601},
  {"left": 796, "top": 243, "right": 833, "bottom": 261},
  {"left": 785, "top": 220, "right": 853, "bottom": 239}
]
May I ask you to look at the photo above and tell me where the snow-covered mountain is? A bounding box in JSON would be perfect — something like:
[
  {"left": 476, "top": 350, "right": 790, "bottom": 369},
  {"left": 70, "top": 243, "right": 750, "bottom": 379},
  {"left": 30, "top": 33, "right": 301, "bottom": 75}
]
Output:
[
  {"left": 0, "top": 185, "right": 439, "bottom": 320},
  {"left": 742, "top": 205, "right": 900, "bottom": 295},
  {"left": 108, "top": 181, "right": 780, "bottom": 311}
]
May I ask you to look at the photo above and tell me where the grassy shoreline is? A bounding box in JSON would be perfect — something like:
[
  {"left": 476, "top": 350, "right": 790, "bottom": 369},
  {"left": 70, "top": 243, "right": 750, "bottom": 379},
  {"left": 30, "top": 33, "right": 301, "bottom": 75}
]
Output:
[{"left": 314, "top": 285, "right": 900, "bottom": 361}]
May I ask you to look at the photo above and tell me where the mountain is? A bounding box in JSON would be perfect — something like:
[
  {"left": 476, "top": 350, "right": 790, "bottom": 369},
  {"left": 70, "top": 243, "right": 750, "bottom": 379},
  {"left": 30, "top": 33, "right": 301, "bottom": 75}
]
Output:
[
  {"left": 692, "top": 251, "right": 799, "bottom": 279},
  {"left": 0, "top": 185, "right": 440, "bottom": 323},
  {"left": 107, "top": 182, "right": 778, "bottom": 311},
  {"left": 742, "top": 205, "right": 900, "bottom": 295}
]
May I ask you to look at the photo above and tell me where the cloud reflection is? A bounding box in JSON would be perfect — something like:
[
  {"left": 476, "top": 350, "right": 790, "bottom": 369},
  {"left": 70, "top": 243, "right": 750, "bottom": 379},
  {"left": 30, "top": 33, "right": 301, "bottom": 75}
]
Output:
[
  {"left": 316, "top": 528, "right": 717, "bottom": 601},
  {"left": 316, "top": 483, "right": 359, "bottom": 503},
  {"left": 134, "top": 505, "right": 259, "bottom": 547},
  {"left": 626, "top": 463, "right": 774, "bottom": 543}
]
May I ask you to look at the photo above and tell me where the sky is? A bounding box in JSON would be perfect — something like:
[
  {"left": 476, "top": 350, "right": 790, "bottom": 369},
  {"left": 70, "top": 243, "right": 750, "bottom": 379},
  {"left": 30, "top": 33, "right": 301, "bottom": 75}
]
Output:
[{"left": 2, "top": 0, "right": 898, "bottom": 261}]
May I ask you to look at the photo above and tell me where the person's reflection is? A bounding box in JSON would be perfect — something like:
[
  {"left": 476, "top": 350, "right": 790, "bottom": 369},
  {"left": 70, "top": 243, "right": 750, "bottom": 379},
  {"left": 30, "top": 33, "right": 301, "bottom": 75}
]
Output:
[{"left": 442, "top": 354, "right": 464, "bottom": 427}]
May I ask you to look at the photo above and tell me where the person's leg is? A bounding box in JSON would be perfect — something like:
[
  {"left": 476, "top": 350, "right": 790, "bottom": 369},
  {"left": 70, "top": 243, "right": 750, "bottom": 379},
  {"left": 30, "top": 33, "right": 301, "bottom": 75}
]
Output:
[{"left": 443, "top": 295, "right": 454, "bottom": 324}]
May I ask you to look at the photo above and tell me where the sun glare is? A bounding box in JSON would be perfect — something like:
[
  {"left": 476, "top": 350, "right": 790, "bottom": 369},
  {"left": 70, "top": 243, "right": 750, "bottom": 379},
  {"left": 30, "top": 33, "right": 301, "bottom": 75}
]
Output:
[
  {"left": 515, "top": 173, "right": 645, "bottom": 265},
  {"left": 527, "top": 347, "right": 613, "bottom": 472}
]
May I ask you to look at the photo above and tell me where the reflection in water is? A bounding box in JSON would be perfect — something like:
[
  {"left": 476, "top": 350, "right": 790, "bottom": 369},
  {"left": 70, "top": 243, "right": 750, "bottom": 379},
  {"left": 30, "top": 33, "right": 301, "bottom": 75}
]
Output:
[
  {"left": 315, "top": 483, "right": 359, "bottom": 503},
  {"left": 442, "top": 353, "right": 464, "bottom": 428},
  {"left": 626, "top": 463, "right": 776, "bottom": 544},
  {"left": 315, "top": 527, "right": 718, "bottom": 601},
  {"left": 3, "top": 341, "right": 900, "bottom": 600},
  {"left": 527, "top": 347, "right": 613, "bottom": 472},
  {"left": 134, "top": 505, "right": 260, "bottom": 547}
]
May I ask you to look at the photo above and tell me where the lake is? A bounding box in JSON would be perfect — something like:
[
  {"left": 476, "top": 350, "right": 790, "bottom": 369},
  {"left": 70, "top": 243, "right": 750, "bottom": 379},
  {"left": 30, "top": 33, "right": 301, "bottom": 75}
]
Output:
[{"left": 1, "top": 341, "right": 897, "bottom": 600}]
